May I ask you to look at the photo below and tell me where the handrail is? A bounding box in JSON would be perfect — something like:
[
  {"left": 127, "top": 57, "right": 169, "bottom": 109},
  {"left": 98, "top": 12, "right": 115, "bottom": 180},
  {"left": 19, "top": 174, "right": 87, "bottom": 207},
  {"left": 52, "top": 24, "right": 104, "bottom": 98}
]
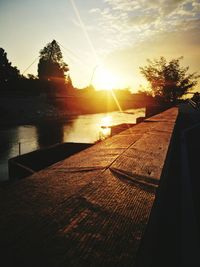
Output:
[{"left": 188, "top": 99, "right": 200, "bottom": 110}]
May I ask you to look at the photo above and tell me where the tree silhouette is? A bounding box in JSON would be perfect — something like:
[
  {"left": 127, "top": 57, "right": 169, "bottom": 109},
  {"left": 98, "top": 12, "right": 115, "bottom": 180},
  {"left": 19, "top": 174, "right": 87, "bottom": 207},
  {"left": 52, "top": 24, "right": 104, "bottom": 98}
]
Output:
[
  {"left": 0, "top": 48, "right": 20, "bottom": 84},
  {"left": 140, "top": 57, "right": 199, "bottom": 103},
  {"left": 27, "top": 74, "right": 37, "bottom": 80},
  {"left": 38, "top": 40, "right": 69, "bottom": 83}
]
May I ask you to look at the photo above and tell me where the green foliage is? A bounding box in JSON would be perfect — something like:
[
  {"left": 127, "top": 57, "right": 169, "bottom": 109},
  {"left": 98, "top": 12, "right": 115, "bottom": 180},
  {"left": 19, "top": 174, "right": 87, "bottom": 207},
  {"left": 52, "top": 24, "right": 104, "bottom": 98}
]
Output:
[
  {"left": 140, "top": 56, "right": 200, "bottom": 102},
  {"left": 38, "top": 40, "right": 69, "bottom": 82},
  {"left": 0, "top": 48, "right": 20, "bottom": 84}
]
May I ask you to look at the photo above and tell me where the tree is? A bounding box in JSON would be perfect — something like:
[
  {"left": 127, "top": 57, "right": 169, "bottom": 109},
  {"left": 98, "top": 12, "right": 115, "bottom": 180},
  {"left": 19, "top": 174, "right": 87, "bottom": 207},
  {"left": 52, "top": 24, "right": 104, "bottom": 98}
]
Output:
[
  {"left": 0, "top": 48, "right": 20, "bottom": 84},
  {"left": 140, "top": 57, "right": 199, "bottom": 103},
  {"left": 38, "top": 40, "right": 69, "bottom": 82},
  {"left": 27, "top": 74, "right": 37, "bottom": 80}
]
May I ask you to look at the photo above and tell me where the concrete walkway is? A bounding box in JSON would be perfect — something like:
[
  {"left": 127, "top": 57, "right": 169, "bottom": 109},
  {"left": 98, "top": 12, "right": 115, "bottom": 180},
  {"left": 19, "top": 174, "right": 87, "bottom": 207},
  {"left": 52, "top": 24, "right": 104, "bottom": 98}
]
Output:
[{"left": 0, "top": 108, "right": 178, "bottom": 267}]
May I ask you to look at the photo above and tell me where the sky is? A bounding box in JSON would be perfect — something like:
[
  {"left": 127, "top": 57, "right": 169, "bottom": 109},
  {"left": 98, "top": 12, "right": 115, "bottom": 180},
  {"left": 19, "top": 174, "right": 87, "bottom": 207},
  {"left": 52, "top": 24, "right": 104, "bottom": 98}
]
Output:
[{"left": 0, "top": 0, "right": 200, "bottom": 91}]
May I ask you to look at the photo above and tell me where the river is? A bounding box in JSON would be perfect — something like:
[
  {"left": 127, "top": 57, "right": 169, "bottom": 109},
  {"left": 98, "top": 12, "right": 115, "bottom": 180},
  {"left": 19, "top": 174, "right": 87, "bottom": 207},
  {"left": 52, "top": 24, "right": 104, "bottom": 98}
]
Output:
[{"left": 0, "top": 108, "right": 145, "bottom": 181}]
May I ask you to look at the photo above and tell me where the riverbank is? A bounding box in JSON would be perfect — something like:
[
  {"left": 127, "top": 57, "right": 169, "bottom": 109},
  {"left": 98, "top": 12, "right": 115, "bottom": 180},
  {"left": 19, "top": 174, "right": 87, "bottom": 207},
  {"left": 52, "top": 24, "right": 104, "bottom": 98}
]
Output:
[
  {"left": 0, "top": 108, "right": 145, "bottom": 181},
  {"left": 0, "top": 93, "right": 152, "bottom": 127}
]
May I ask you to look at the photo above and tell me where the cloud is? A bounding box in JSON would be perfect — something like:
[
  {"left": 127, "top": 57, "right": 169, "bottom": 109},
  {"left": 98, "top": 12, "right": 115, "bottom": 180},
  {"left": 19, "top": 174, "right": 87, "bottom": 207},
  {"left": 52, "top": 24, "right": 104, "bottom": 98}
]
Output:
[
  {"left": 104, "top": 0, "right": 184, "bottom": 15},
  {"left": 128, "top": 14, "right": 158, "bottom": 25},
  {"left": 192, "top": 1, "right": 200, "bottom": 12},
  {"left": 88, "top": 0, "right": 199, "bottom": 49},
  {"left": 89, "top": 8, "right": 101, "bottom": 14},
  {"left": 72, "top": 0, "right": 200, "bottom": 89},
  {"left": 158, "top": 0, "right": 184, "bottom": 16},
  {"left": 104, "top": 0, "right": 140, "bottom": 12}
]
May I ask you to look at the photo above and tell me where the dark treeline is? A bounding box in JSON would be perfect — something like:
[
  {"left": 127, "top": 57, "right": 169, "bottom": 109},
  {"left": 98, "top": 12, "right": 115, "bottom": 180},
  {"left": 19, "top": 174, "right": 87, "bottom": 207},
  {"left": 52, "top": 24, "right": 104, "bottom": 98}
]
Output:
[
  {"left": 0, "top": 40, "right": 149, "bottom": 98},
  {"left": 0, "top": 41, "right": 74, "bottom": 96},
  {"left": 0, "top": 40, "right": 155, "bottom": 125},
  {"left": 1, "top": 40, "right": 199, "bottom": 102},
  {"left": 3, "top": 39, "right": 198, "bottom": 125}
]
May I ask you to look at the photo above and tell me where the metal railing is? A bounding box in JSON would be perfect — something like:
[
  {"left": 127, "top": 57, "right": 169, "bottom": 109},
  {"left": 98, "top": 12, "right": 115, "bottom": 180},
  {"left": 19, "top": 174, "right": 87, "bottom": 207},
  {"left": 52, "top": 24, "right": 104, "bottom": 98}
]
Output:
[{"left": 188, "top": 99, "right": 200, "bottom": 110}]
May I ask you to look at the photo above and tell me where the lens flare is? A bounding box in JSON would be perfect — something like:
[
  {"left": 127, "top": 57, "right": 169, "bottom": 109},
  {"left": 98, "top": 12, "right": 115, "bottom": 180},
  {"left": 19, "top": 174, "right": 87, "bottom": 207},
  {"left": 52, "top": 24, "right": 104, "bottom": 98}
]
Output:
[{"left": 69, "top": 0, "right": 99, "bottom": 64}]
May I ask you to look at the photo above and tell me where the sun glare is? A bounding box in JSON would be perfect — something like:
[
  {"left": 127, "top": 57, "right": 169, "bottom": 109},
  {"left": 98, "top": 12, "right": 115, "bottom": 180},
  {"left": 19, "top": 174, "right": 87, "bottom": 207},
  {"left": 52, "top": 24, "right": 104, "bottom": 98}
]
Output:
[
  {"left": 99, "top": 116, "right": 112, "bottom": 140},
  {"left": 93, "top": 67, "right": 118, "bottom": 90},
  {"left": 101, "top": 116, "right": 112, "bottom": 127}
]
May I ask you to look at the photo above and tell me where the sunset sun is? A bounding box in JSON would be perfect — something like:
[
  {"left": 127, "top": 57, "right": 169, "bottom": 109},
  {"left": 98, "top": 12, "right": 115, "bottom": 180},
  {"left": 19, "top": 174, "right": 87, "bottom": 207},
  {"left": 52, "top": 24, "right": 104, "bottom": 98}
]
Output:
[{"left": 93, "top": 67, "right": 118, "bottom": 90}]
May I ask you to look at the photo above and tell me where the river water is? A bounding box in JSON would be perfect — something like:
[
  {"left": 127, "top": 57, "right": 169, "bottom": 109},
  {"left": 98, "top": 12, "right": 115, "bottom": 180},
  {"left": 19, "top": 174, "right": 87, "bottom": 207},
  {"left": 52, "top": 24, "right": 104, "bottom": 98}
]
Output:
[{"left": 0, "top": 108, "right": 145, "bottom": 181}]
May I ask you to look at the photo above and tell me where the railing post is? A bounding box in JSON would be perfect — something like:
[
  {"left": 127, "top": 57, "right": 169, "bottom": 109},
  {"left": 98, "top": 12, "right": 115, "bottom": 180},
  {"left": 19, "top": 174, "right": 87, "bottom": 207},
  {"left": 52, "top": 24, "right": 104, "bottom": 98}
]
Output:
[{"left": 19, "top": 142, "right": 21, "bottom": 155}]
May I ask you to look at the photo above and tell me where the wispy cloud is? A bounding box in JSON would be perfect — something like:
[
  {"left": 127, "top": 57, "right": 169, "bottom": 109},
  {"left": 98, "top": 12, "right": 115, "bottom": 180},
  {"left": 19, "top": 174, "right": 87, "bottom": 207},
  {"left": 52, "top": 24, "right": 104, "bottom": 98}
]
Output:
[
  {"left": 87, "top": 0, "right": 200, "bottom": 56},
  {"left": 89, "top": 8, "right": 101, "bottom": 13}
]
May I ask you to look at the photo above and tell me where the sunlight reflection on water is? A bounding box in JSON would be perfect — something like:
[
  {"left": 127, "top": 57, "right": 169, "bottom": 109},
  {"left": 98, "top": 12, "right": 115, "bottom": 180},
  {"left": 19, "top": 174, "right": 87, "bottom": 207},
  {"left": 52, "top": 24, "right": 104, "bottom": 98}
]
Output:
[
  {"left": 99, "top": 116, "right": 112, "bottom": 140},
  {"left": 0, "top": 108, "right": 145, "bottom": 180}
]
